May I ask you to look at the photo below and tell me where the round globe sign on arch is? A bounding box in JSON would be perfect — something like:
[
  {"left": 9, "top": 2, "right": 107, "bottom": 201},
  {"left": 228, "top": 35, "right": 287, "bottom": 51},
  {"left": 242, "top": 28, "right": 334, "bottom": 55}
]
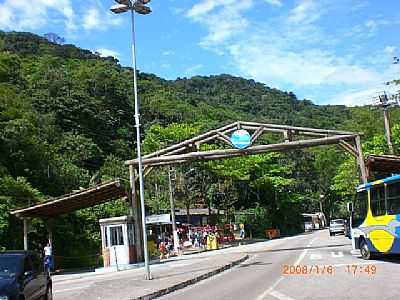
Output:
[{"left": 230, "top": 129, "right": 251, "bottom": 149}]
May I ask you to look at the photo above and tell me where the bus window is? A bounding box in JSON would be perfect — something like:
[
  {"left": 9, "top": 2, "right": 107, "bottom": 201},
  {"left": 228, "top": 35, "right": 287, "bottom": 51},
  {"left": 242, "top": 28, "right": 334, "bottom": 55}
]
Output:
[
  {"left": 387, "top": 182, "right": 400, "bottom": 215},
  {"left": 370, "top": 185, "right": 385, "bottom": 216},
  {"left": 353, "top": 190, "right": 367, "bottom": 227}
]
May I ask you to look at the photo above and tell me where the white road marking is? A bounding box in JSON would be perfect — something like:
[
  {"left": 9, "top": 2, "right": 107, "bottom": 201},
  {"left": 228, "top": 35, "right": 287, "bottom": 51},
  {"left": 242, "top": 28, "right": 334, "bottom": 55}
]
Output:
[
  {"left": 307, "top": 237, "right": 317, "bottom": 247},
  {"left": 255, "top": 277, "right": 285, "bottom": 300},
  {"left": 330, "top": 251, "right": 344, "bottom": 258},
  {"left": 294, "top": 237, "right": 316, "bottom": 265},
  {"left": 309, "top": 253, "right": 323, "bottom": 260},
  {"left": 54, "top": 284, "right": 91, "bottom": 294},
  {"left": 350, "top": 249, "right": 360, "bottom": 256},
  {"left": 270, "top": 290, "right": 296, "bottom": 300},
  {"left": 294, "top": 249, "right": 307, "bottom": 266}
]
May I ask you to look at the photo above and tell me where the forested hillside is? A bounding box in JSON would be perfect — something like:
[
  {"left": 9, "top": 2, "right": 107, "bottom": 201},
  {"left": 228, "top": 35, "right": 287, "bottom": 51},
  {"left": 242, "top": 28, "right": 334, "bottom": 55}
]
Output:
[{"left": 1, "top": 31, "right": 400, "bottom": 267}]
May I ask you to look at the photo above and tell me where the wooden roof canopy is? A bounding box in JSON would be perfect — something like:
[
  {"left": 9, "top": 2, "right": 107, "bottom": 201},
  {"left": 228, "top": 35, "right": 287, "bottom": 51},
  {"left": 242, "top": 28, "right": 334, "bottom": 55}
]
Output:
[
  {"left": 366, "top": 155, "right": 400, "bottom": 179},
  {"left": 11, "top": 180, "right": 126, "bottom": 219}
]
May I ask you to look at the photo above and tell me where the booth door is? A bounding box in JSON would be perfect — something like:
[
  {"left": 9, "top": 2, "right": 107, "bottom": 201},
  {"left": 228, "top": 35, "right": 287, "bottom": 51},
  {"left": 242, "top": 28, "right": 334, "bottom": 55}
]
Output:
[{"left": 108, "top": 225, "right": 128, "bottom": 266}]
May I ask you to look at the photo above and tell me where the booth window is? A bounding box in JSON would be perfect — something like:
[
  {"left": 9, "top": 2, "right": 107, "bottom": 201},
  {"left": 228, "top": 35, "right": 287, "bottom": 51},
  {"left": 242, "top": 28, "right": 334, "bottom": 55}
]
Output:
[{"left": 110, "top": 226, "right": 124, "bottom": 246}]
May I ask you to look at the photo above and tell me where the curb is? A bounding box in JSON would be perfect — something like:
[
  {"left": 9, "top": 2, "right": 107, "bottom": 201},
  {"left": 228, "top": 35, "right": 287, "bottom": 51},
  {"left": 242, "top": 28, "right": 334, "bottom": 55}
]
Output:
[{"left": 131, "top": 254, "right": 249, "bottom": 300}]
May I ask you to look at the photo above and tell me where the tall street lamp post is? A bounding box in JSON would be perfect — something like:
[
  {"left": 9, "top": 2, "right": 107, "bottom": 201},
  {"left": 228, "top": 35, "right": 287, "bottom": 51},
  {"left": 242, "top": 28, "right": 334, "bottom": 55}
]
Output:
[{"left": 110, "top": 0, "right": 152, "bottom": 280}]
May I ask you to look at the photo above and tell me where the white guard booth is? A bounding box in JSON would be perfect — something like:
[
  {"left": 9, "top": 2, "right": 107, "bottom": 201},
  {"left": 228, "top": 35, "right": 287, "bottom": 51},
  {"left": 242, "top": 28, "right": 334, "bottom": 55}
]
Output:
[{"left": 99, "top": 216, "right": 136, "bottom": 269}]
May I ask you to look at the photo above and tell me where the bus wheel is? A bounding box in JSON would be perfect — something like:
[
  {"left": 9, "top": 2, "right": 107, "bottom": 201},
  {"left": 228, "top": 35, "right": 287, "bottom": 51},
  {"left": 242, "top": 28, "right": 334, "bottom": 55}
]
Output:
[{"left": 360, "top": 239, "right": 372, "bottom": 260}]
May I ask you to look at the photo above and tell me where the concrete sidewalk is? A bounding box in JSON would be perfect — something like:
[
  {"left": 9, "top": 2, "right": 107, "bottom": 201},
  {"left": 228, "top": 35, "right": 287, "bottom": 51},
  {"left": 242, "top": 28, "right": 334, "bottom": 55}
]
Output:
[{"left": 53, "top": 251, "right": 249, "bottom": 300}]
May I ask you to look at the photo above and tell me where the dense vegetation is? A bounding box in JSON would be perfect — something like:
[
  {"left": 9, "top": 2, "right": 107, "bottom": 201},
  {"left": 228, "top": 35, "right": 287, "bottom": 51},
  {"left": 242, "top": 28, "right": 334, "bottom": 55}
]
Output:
[{"left": 1, "top": 31, "right": 400, "bottom": 267}]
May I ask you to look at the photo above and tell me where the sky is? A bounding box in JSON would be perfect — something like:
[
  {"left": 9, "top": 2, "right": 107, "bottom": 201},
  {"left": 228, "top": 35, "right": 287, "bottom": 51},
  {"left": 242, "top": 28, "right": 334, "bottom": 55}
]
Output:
[{"left": 0, "top": 0, "right": 399, "bottom": 106}]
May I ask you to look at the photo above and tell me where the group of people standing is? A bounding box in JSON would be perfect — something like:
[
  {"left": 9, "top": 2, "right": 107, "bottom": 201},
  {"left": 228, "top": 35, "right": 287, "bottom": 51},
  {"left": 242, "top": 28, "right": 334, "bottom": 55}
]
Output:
[
  {"left": 187, "top": 227, "right": 218, "bottom": 249},
  {"left": 157, "top": 234, "right": 174, "bottom": 259}
]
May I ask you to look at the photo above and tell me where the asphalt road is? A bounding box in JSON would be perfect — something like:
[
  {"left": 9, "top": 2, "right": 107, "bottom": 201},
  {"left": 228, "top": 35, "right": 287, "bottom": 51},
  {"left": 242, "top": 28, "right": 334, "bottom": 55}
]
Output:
[{"left": 160, "top": 229, "right": 400, "bottom": 300}]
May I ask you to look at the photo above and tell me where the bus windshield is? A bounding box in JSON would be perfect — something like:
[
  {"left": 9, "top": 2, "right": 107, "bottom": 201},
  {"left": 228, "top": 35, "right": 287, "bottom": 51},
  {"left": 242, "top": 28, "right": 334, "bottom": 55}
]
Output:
[{"left": 352, "top": 189, "right": 367, "bottom": 228}]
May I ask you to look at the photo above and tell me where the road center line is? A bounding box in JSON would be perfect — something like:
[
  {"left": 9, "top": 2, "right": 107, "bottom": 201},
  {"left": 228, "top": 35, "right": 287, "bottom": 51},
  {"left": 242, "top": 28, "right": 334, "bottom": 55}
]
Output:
[
  {"left": 255, "top": 234, "right": 319, "bottom": 300},
  {"left": 270, "top": 290, "right": 296, "bottom": 300},
  {"left": 293, "top": 249, "right": 307, "bottom": 266},
  {"left": 294, "top": 237, "right": 316, "bottom": 265},
  {"left": 255, "top": 277, "right": 285, "bottom": 300}
]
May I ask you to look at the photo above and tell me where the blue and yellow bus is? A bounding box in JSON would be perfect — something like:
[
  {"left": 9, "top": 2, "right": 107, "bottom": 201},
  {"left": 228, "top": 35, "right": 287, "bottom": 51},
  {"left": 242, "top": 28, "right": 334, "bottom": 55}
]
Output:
[{"left": 351, "top": 174, "right": 400, "bottom": 259}]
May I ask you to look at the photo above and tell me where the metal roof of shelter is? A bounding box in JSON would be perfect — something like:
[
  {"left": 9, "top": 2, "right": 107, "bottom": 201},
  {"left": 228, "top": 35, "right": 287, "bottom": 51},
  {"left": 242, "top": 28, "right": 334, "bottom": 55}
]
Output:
[{"left": 10, "top": 180, "right": 127, "bottom": 219}]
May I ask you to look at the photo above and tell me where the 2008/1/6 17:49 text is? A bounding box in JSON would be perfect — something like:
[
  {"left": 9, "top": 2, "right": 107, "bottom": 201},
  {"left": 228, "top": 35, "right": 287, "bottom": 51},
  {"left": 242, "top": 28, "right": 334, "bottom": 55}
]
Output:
[{"left": 282, "top": 264, "right": 377, "bottom": 275}]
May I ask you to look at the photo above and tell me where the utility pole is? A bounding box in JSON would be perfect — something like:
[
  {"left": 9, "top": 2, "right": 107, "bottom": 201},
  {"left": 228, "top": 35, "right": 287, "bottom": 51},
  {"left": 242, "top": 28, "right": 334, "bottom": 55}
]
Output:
[
  {"left": 372, "top": 92, "right": 398, "bottom": 155},
  {"left": 383, "top": 106, "right": 394, "bottom": 154}
]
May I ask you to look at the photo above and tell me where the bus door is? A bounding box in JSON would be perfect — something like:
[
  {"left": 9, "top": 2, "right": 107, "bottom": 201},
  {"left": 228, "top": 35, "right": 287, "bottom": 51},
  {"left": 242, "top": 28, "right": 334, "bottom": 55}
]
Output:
[{"left": 369, "top": 185, "right": 393, "bottom": 252}]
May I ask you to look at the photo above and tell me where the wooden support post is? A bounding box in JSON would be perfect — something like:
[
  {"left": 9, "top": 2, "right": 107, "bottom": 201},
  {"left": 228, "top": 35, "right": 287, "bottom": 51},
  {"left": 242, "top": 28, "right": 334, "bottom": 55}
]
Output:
[
  {"left": 250, "top": 126, "right": 264, "bottom": 144},
  {"left": 129, "top": 165, "right": 143, "bottom": 261},
  {"left": 126, "top": 122, "right": 238, "bottom": 163},
  {"left": 217, "top": 132, "right": 234, "bottom": 147},
  {"left": 23, "top": 218, "right": 29, "bottom": 250},
  {"left": 355, "top": 135, "right": 367, "bottom": 184},
  {"left": 338, "top": 140, "right": 358, "bottom": 157},
  {"left": 47, "top": 219, "right": 54, "bottom": 246},
  {"left": 168, "top": 167, "right": 179, "bottom": 254},
  {"left": 283, "top": 130, "right": 292, "bottom": 143},
  {"left": 129, "top": 134, "right": 358, "bottom": 167}
]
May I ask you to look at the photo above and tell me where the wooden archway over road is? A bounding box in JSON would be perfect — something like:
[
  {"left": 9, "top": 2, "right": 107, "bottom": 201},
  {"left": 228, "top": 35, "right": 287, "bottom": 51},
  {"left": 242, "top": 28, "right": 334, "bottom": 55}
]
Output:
[
  {"left": 125, "top": 121, "right": 367, "bottom": 259},
  {"left": 125, "top": 121, "right": 367, "bottom": 183}
]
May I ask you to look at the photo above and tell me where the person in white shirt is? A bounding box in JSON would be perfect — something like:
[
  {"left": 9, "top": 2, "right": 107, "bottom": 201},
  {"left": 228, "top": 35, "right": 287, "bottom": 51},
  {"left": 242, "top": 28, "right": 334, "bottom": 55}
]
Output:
[
  {"left": 43, "top": 242, "right": 53, "bottom": 272},
  {"left": 44, "top": 243, "right": 52, "bottom": 256}
]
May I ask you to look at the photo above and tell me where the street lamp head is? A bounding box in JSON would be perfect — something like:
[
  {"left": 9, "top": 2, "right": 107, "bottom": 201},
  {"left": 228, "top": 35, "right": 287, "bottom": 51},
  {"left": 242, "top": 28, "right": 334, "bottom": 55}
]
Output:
[
  {"left": 137, "top": 0, "right": 151, "bottom": 4},
  {"left": 110, "top": 3, "right": 129, "bottom": 13},
  {"left": 133, "top": 2, "right": 152, "bottom": 14},
  {"left": 115, "top": 0, "right": 131, "bottom": 5}
]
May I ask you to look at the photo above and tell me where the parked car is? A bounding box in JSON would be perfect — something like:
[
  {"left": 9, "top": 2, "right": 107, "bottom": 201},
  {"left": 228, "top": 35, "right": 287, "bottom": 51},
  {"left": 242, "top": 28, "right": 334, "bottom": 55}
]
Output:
[
  {"left": 329, "top": 219, "right": 345, "bottom": 236},
  {"left": 0, "top": 250, "right": 52, "bottom": 300}
]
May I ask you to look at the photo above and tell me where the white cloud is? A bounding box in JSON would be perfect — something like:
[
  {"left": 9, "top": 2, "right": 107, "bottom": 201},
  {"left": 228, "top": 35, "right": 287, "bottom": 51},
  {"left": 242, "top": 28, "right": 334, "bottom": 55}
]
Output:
[
  {"left": 185, "top": 64, "right": 203, "bottom": 75},
  {"left": 264, "top": 0, "right": 283, "bottom": 6},
  {"left": 162, "top": 50, "right": 175, "bottom": 56},
  {"left": 348, "top": 17, "right": 392, "bottom": 39},
  {"left": 288, "top": 0, "right": 322, "bottom": 24},
  {"left": 327, "top": 83, "right": 400, "bottom": 107},
  {"left": 0, "top": 1, "right": 122, "bottom": 33},
  {"left": 384, "top": 46, "right": 396, "bottom": 55},
  {"left": 83, "top": 8, "right": 99, "bottom": 30},
  {"left": 229, "top": 40, "right": 381, "bottom": 87},
  {"left": 83, "top": 8, "right": 122, "bottom": 31},
  {"left": 186, "top": 0, "right": 252, "bottom": 47},
  {"left": 186, "top": 0, "right": 237, "bottom": 18},
  {"left": 350, "top": 2, "right": 369, "bottom": 12},
  {"left": 185, "top": 0, "right": 392, "bottom": 106},
  {"left": 0, "top": 0, "right": 76, "bottom": 31},
  {"left": 96, "top": 48, "right": 120, "bottom": 59}
]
